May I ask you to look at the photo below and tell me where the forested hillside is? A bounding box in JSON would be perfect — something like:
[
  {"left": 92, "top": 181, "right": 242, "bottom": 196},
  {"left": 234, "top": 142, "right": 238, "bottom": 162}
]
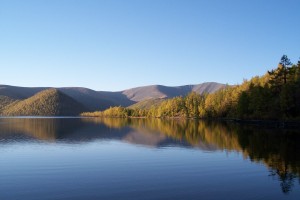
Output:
[
  {"left": 0, "top": 89, "right": 86, "bottom": 116},
  {"left": 82, "top": 55, "right": 300, "bottom": 120}
]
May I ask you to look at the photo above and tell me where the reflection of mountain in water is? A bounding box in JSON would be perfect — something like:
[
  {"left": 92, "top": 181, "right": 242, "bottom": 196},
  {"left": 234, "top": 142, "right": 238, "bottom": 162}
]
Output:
[
  {"left": 0, "top": 118, "right": 190, "bottom": 147},
  {"left": 0, "top": 117, "right": 300, "bottom": 193}
]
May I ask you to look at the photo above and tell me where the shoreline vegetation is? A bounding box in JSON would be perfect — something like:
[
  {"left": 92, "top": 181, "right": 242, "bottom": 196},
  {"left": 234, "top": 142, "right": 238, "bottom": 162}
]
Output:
[
  {"left": 81, "top": 115, "right": 300, "bottom": 128},
  {"left": 81, "top": 55, "right": 300, "bottom": 126}
]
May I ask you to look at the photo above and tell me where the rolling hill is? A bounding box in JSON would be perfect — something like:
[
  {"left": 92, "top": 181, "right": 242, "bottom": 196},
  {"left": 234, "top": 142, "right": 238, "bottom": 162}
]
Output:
[
  {"left": 0, "top": 88, "right": 86, "bottom": 116},
  {"left": 122, "top": 82, "right": 225, "bottom": 102},
  {"left": 0, "top": 82, "right": 226, "bottom": 115}
]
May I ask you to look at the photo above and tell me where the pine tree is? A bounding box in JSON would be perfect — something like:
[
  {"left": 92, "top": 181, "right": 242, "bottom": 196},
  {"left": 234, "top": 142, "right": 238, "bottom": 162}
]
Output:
[{"left": 268, "top": 55, "right": 293, "bottom": 92}]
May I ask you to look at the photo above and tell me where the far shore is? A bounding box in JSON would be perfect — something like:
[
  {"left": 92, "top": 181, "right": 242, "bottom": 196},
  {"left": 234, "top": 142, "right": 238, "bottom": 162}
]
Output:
[
  {"left": 1, "top": 115, "right": 300, "bottom": 128},
  {"left": 79, "top": 115, "right": 300, "bottom": 128}
]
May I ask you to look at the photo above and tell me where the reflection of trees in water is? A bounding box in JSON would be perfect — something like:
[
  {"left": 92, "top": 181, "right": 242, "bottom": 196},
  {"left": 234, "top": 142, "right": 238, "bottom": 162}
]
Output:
[
  {"left": 87, "top": 118, "right": 242, "bottom": 151},
  {"left": 83, "top": 117, "right": 130, "bottom": 129},
  {"left": 268, "top": 156, "right": 299, "bottom": 194},
  {"left": 89, "top": 118, "right": 300, "bottom": 194},
  {"left": 0, "top": 118, "right": 84, "bottom": 141},
  {"left": 267, "top": 155, "right": 298, "bottom": 193},
  {"left": 233, "top": 125, "right": 300, "bottom": 194},
  {"left": 0, "top": 118, "right": 59, "bottom": 140},
  {"left": 1, "top": 117, "right": 299, "bottom": 193},
  {"left": 269, "top": 165, "right": 296, "bottom": 194}
]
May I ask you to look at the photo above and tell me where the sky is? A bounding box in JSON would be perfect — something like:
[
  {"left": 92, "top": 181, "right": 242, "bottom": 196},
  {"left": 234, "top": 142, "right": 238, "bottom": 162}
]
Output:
[{"left": 0, "top": 0, "right": 299, "bottom": 91}]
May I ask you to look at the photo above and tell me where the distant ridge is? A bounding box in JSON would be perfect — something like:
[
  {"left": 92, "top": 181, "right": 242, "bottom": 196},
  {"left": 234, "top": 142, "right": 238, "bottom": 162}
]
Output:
[
  {"left": 122, "top": 82, "right": 225, "bottom": 102},
  {"left": 0, "top": 82, "right": 227, "bottom": 114},
  {"left": 0, "top": 88, "right": 86, "bottom": 116}
]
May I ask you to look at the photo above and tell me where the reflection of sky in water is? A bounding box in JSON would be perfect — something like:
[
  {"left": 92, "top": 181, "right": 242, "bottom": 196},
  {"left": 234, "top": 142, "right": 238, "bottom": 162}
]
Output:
[
  {"left": 0, "top": 141, "right": 291, "bottom": 200},
  {"left": 0, "top": 118, "right": 300, "bottom": 199}
]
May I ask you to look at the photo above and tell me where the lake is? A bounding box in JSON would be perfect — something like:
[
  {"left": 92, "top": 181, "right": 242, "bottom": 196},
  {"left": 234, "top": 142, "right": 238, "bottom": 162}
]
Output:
[{"left": 0, "top": 117, "right": 299, "bottom": 200}]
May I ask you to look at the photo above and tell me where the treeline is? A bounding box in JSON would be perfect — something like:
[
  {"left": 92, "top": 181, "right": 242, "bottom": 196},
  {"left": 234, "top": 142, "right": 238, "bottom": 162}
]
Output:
[
  {"left": 82, "top": 55, "right": 300, "bottom": 120},
  {"left": 81, "top": 106, "right": 147, "bottom": 118}
]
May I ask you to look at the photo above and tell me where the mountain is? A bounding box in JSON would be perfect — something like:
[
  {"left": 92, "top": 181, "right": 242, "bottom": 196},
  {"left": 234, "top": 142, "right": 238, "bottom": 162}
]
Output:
[
  {"left": 0, "top": 82, "right": 226, "bottom": 114},
  {"left": 0, "top": 85, "right": 45, "bottom": 99},
  {"left": 122, "top": 82, "right": 225, "bottom": 102},
  {"left": 128, "top": 98, "right": 165, "bottom": 109},
  {"left": 0, "top": 88, "right": 86, "bottom": 116},
  {"left": 57, "top": 87, "right": 132, "bottom": 110},
  {"left": 0, "top": 85, "right": 120, "bottom": 111}
]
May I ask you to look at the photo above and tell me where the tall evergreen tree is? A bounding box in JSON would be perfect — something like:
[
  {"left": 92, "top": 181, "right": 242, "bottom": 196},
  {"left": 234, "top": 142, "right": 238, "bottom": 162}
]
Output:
[
  {"left": 268, "top": 55, "right": 293, "bottom": 92},
  {"left": 279, "top": 55, "right": 292, "bottom": 84}
]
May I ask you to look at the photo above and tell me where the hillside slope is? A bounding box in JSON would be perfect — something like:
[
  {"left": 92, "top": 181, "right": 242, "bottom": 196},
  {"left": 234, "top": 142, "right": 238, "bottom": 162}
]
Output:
[
  {"left": 0, "top": 88, "right": 86, "bottom": 116},
  {"left": 0, "top": 95, "right": 17, "bottom": 111},
  {"left": 0, "top": 82, "right": 226, "bottom": 112},
  {"left": 57, "top": 87, "right": 130, "bottom": 111},
  {"left": 121, "top": 82, "right": 226, "bottom": 102},
  {"left": 0, "top": 85, "right": 46, "bottom": 99},
  {"left": 128, "top": 99, "right": 165, "bottom": 110},
  {"left": 0, "top": 85, "right": 132, "bottom": 110}
]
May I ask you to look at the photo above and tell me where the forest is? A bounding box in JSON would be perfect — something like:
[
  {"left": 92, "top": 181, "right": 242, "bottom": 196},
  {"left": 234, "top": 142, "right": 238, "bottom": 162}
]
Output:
[{"left": 82, "top": 55, "right": 300, "bottom": 120}]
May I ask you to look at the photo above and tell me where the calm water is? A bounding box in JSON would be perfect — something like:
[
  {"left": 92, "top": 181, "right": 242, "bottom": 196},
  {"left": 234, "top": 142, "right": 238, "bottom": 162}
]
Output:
[{"left": 0, "top": 118, "right": 300, "bottom": 200}]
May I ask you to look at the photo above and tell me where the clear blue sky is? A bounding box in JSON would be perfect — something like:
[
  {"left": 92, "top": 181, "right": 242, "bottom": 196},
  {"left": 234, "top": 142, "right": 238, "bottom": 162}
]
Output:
[{"left": 1, "top": 0, "right": 299, "bottom": 91}]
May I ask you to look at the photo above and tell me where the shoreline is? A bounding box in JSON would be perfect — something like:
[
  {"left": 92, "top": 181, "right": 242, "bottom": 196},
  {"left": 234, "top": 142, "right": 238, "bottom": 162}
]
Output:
[
  {"left": 1, "top": 115, "right": 300, "bottom": 128},
  {"left": 81, "top": 115, "right": 300, "bottom": 128}
]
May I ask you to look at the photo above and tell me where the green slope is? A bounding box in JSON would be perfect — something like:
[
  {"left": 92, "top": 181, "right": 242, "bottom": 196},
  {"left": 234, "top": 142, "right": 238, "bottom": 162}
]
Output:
[{"left": 0, "top": 88, "right": 86, "bottom": 116}]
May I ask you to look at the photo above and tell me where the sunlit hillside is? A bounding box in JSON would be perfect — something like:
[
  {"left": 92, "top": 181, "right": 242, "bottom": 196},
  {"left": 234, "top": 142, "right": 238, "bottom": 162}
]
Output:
[{"left": 0, "top": 88, "right": 86, "bottom": 116}]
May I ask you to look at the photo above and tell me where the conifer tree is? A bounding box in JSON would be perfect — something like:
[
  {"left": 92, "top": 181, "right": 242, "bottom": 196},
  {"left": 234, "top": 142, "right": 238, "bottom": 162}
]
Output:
[{"left": 268, "top": 55, "right": 292, "bottom": 92}]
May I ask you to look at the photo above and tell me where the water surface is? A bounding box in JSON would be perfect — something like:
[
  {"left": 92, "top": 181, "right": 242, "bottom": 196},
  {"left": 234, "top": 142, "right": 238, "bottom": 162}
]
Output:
[{"left": 0, "top": 117, "right": 300, "bottom": 200}]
